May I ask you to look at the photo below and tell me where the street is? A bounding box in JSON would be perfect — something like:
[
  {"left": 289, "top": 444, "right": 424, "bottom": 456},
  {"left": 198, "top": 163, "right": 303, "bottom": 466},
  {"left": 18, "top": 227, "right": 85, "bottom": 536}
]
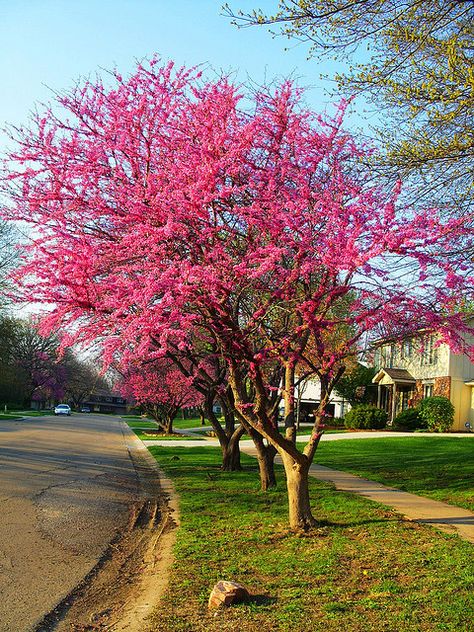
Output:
[{"left": 0, "top": 413, "right": 142, "bottom": 632}]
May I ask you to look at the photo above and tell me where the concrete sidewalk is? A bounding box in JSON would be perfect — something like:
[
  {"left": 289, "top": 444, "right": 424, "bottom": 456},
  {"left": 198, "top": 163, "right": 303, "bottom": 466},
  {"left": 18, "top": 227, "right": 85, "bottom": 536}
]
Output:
[
  {"left": 238, "top": 445, "right": 474, "bottom": 544},
  {"left": 307, "top": 463, "right": 474, "bottom": 543}
]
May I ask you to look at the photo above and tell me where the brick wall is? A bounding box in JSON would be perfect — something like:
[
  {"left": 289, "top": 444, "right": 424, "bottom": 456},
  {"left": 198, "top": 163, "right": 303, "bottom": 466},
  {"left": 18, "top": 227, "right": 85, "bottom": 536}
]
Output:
[{"left": 434, "top": 376, "right": 451, "bottom": 398}]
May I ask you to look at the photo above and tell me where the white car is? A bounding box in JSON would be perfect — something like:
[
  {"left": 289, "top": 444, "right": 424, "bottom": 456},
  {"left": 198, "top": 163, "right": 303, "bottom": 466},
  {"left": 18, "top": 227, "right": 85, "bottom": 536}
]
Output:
[{"left": 54, "top": 404, "right": 71, "bottom": 416}]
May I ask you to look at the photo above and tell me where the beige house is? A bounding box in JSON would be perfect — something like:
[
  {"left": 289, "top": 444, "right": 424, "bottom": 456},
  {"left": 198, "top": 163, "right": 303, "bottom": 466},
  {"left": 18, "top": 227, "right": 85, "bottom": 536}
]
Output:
[{"left": 372, "top": 334, "right": 474, "bottom": 431}]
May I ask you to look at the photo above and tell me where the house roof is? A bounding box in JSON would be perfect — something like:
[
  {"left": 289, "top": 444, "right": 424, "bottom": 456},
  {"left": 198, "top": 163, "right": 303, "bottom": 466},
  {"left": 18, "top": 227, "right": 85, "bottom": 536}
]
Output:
[{"left": 372, "top": 368, "right": 416, "bottom": 384}]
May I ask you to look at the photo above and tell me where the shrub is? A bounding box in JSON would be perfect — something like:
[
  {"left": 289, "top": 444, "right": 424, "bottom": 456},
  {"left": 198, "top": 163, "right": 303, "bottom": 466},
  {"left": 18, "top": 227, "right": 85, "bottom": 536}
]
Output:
[
  {"left": 393, "top": 407, "right": 426, "bottom": 431},
  {"left": 325, "top": 416, "right": 345, "bottom": 428},
  {"left": 344, "top": 404, "right": 388, "bottom": 430},
  {"left": 418, "top": 396, "right": 454, "bottom": 432}
]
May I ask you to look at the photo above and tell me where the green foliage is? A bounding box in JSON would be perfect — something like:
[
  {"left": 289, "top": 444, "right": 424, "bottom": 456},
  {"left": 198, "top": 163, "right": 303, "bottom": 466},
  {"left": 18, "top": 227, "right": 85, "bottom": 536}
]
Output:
[
  {"left": 327, "top": 416, "right": 345, "bottom": 428},
  {"left": 227, "top": 1, "right": 474, "bottom": 214},
  {"left": 418, "top": 396, "right": 454, "bottom": 432},
  {"left": 0, "top": 220, "right": 20, "bottom": 308},
  {"left": 393, "top": 408, "right": 426, "bottom": 431},
  {"left": 335, "top": 364, "right": 377, "bottom": 405},
  {"left": 344, "top": 404, "right": 387, "bottom": 430}
]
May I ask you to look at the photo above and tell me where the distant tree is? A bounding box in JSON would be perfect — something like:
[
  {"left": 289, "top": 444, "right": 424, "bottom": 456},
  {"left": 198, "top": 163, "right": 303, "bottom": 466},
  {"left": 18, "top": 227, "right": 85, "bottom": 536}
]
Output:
[
  {"left": 335, "top": 363, "right": 377, "bottom": 406},
  {"left": 120, "top": 359, "right": 203, "bottom": 434},
  {"left": 0, "top": 220, "right": 20, "bottom": 308},
  {"left": 12, "top": 320, "right": 65, "bottom": 407},
  {"left": 63, "top": 355, "right": 108, "bottom": 409},
  {"left": 0, "top": 315, "right": 23, "bottom": 405},
  {"left": 2, "top": 59, "right": 474, "bottom": 530},
  {"left": 225, "top": 1, "right": 474, "bottom": 215}
]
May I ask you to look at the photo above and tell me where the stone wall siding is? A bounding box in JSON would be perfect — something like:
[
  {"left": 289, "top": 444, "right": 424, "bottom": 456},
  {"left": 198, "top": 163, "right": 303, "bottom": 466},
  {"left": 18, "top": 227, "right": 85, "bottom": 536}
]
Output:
[{"left": 434, "top": 376, "right": 451, "bottom": 399}]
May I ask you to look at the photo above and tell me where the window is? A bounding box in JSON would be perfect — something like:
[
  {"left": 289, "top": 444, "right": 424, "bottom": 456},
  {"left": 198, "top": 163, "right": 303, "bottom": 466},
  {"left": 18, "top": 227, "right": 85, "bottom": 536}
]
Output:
[
  {"left": 421, "top": 335, "right": 437, "bottom": 366},
  {"left": 402, "top": 339, "right": 413, "bottom": 359},
  {"left": 383, "top": 344, "right": 396, "bottom": 368},
  {"left": 423, "top": 384, "right": 434, "bottom": 398}
]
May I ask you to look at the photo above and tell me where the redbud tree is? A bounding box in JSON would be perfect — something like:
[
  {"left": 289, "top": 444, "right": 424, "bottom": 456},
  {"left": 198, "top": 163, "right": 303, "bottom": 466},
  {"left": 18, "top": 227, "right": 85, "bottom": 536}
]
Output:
[
  {"left": 120, "top": 358, "right": 202, "bottom": 434},
  {"left": 3, "top": 59, "right": 473, "bottom": 529}
]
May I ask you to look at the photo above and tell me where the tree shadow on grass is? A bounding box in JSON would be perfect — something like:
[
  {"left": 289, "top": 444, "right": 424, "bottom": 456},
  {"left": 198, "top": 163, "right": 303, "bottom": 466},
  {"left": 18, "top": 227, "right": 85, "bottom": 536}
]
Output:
[
  {"left": 247, "top": 594, "right": 278, "bottom": 607},
  {"left": 314, "top": 516, "right": 401, "bottom": 530}
]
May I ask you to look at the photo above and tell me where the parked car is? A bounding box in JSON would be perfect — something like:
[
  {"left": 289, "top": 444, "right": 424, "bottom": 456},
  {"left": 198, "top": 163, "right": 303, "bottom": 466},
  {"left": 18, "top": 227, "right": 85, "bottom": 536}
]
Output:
[
  {"left": 80, "top": 406, "right": 91, "bottom": 413},
  {"left": 54, "top": 404, "right": 71, "bottom": 416}
]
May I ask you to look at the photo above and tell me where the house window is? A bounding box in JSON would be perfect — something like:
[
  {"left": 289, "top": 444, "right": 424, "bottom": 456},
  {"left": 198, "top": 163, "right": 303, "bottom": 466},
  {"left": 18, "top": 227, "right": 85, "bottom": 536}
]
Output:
[
  {"left": 384, "top": 344, "right": 395, "bottom": 368},
  {"left": 402, "top": 339, "right": 413, "bottom": 359},
  {"left": 423, "top": 384, "right": 434, "bottom": 398},
  {"left": 374, "top": 348, "right": 381, "bottom": 368},
  {"left": 421, "top": 335, "right": 436, "bottom": 366}
]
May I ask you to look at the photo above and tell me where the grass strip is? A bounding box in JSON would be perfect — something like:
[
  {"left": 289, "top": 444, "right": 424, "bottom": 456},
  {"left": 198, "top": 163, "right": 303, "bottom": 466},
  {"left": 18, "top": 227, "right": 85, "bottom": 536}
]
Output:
[
  {"left": 147, "top": 445, "right": 474, "bottom": 632},
  {"left": 132, "top": 428, "right": 204, "bottom": 441},
  {"left": 309, "top": 436, "right": 474, "bottom": 511},
  {"left": 126, "top": 420, "right": 159, "bottom": 428}
]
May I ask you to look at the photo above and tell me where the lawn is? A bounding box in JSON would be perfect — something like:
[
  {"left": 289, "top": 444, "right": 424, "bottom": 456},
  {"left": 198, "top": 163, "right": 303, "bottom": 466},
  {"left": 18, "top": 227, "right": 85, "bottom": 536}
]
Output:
[
  {"left": 310, "top": 436, "right": 474, "bottom": 511},
  {"left": 125, "top": 419, "right": 160, "bottom": 428},
  {"left": 124, "top": 416, "right": 206, "bottom": 430},
  {"left": 14, "top": 410, "right": 55, "bottom": 417},
  {"left": 147, "top": 446, "right": 473, "bottom": 632},
  {"left": 0, "top": 413, "right": 23, "bottom": 420},
  {"left": 132, "top": 428, "right": 204, "bottom": 441}
]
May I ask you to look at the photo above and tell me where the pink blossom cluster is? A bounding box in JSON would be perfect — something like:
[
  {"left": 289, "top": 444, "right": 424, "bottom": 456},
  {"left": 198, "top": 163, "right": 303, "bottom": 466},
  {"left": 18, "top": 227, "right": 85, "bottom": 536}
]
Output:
[{"left": 2, "top": 58, "right": 473, "bottom": 402}]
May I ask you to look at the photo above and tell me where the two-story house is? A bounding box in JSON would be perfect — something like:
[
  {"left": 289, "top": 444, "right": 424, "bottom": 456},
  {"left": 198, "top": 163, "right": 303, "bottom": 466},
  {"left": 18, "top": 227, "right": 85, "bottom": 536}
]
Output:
[{"left": 372, "top": 333, "right": 474, "bottom": 430}]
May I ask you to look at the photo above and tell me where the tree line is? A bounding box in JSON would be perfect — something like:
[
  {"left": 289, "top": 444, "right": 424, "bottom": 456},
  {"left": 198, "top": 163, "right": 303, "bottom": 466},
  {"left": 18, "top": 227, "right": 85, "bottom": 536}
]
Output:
[{"left": 0, "top": 312, "right": 108, "bottom": 410}]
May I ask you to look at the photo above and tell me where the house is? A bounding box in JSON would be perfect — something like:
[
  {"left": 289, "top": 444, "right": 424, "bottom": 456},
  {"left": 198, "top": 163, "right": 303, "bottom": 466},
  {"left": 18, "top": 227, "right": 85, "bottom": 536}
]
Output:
[
  {"left": 293, "top": 377, "right": 350, "bottom": 422},
  {"left": 372, "top": 333, "right": 474, "bottom": 430},
  {"left": 80, "top": 389, "right": 129, "bottom": 415}
]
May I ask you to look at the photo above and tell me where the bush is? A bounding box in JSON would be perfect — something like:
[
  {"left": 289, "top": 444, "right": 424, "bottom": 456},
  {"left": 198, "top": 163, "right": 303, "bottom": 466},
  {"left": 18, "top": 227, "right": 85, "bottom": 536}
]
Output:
[
  {"left": 326, "top": 416, "right": 346, "bottom": 428},
  {"left": 393, "top": 408, "right": 426, "bottom": 431},
  {"left": 344, "top": 404, "right": 388, "bottom": 430},
  {"left": 418, "top": 396, "right": 454, "bottom": 432}
]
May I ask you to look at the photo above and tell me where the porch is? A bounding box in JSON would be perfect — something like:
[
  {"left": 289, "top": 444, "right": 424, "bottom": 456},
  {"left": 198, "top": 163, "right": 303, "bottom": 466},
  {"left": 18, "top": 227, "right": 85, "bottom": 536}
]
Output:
[{"left": 372, "top": 368, "right": 416, "bottom": 423}]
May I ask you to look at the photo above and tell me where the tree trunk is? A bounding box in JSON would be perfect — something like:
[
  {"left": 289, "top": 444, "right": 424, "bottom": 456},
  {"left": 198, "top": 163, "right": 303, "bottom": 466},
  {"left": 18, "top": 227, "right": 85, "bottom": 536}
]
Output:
[
  {"left": 247, "top": 428, "right": 277, "bottom": 490},
  {"left": 163, "top": 415, "right": 174, "bottom": 434},
  {"left": 281, "top": 453, "right": 316, "bottom": 531},
  {"left": 283, "top": 362, "right": 297, "bottom": 443},
  {"left": 204, "top": 396, "right": 244, "bottom": 471},
  {"left": 221, "top": 437, "right": 242, "bottom": 471},
  {"left": 256, "top": 444, "right": 277, "bottom": 491}
]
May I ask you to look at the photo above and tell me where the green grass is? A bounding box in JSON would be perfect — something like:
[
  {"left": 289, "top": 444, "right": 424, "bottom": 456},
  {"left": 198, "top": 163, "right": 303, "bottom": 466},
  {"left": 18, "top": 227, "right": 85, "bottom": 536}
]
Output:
[
  {"left": 132, "top": 428, "right": 204, "bottom": 441},
  {"left": 124, "top": 416, "right": 206, "bottom": 430},
  {"left": 125, "top": 420, "right": 160, "bottom": 428},
  {"left": 309, "top": 436, "right": 474, "bottom": 511},
  {"left": 173, "top": 417, "right": 209, "bottom": 430},
  {"left": 147, "top": 446, "right": 474, "bottom": 632},
  {"left": 0, "top": 413, "right": 23, "bottom": 420}
]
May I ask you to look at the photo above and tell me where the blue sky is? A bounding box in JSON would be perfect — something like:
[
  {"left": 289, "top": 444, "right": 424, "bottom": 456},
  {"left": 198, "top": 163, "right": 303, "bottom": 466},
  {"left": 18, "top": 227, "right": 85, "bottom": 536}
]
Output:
[{"left": 0, "top": 0, "right": 370, "bottom": 146}]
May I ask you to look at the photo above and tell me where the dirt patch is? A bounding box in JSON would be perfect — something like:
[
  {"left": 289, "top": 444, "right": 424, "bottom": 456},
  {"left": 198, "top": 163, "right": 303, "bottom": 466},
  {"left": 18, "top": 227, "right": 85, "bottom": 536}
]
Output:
[{"left": 35, "top": 448, "right": 180, "bottom": 632}]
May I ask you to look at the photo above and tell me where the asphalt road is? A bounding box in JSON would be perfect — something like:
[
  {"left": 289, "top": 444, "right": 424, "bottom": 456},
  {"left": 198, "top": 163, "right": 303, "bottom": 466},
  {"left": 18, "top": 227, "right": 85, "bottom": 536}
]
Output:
[{"left": 0, "top": 413, "right": 141, "bottom": 632}]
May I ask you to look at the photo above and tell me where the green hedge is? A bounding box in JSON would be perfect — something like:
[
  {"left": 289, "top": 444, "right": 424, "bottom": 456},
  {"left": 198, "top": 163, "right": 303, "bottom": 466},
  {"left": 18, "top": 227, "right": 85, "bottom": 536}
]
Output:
[
  {"left": 393, "top": 408, "right": 426, "bottom": 431},
  {"left": 418, "top": 396, "right": 454, "bottom": 432},
  {"left": 344, "top": 404, "right": 388, "bottom": 430}
]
